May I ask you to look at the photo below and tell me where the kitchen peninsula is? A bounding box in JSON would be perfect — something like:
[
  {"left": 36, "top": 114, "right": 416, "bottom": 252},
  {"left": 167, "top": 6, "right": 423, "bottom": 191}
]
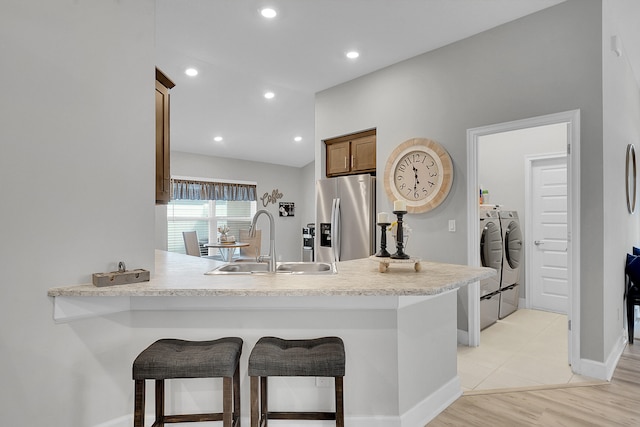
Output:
[{"left": 48, "top": 251, "right": 493, "bottom": 426}]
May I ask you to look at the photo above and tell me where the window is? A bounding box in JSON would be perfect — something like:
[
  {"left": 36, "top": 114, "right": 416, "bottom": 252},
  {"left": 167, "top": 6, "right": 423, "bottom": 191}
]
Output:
[{"left": 167, "top": 199, "right": 257, "bottom": 256}]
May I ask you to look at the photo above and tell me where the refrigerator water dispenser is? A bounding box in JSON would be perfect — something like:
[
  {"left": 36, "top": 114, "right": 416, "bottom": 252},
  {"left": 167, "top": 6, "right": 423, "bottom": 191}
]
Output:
[{"left": 320, "top": 223, "right": 332, "bottom": 247}]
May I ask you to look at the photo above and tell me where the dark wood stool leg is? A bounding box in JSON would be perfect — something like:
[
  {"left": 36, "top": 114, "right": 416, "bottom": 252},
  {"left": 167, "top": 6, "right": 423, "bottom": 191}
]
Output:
[
  {"left": 134, "top": 380, "right": 145, "bottom": 427},
  {"left": 629, "top": 299, "right": 635, "bottom": 344},
  {"left": 250, "top": 376, "right": 259, "bottom": 427},
  {"left": 335, "top": 377, "right": 344, "bottom": 427},
  {"left": 233, "top": 364, "right": 241, "bottom": 426},
  {"left": 260, "top": 377, "right": 268, "bottom": 426},
  {"left": 155, "top": 379, "right": 165, "bottom": 427},
  {"left": 223, "top": 376, "right": 233, "bottom": 427}
]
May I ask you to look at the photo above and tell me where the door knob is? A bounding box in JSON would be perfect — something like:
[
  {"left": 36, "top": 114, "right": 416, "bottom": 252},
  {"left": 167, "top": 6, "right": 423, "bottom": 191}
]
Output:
[{"left": 534, "top": 240, "right": 543, "bottom": 246}]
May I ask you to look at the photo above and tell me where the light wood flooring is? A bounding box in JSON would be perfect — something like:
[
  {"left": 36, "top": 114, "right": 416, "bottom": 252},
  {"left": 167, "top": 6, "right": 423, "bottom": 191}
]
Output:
[{"left": 429, "top": 316, "right": 640, "bottom": 426}]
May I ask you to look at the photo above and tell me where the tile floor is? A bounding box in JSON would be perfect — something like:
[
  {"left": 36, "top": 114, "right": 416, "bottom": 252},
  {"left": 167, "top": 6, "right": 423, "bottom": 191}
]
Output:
[{"left": 457, "top": 309, "right": 596, "bottom": 393}]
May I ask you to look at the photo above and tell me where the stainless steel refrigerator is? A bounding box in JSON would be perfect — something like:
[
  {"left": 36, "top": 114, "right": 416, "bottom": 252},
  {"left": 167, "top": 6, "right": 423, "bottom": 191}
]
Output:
[{"left": 316, "top": 174, "right": 376, "bottom": 262}]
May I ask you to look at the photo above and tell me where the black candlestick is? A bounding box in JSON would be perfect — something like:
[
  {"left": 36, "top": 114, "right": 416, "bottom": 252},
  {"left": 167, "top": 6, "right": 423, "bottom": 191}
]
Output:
[
  {"left": 391, "top": 210, "right": 410, "bottom": 259},
  {"left": 376, "top": 222, "right": 391, "bottom": 257}
]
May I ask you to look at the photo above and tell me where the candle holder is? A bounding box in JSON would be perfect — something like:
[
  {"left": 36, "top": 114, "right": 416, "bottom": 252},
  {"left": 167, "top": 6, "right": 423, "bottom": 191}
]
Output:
[
  {"left": 391, "top": 210, "right": 410, "bottom": 259},
  {"left": 375, "top": 222, "right": 391, "bottom": 257}
]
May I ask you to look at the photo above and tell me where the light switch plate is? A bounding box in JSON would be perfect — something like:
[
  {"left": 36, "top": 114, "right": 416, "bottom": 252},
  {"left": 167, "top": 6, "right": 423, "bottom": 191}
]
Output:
[{"left": 448, "top": 220, "right": 456, "bottom": 232}]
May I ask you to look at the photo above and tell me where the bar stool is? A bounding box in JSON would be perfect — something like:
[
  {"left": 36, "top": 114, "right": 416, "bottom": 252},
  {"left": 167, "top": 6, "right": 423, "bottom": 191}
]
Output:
[
  {"left": 132, "top": 337, "right": 243, "bottom": 427},
  {"left": 248, "top": 336, "right": 345, "bottom": 427}
]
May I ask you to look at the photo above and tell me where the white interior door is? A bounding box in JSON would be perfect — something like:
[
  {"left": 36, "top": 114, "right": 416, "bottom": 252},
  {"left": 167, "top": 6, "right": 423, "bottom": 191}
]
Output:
[{"left": 529, "top": 155, "right": 568, "bottom": 313}]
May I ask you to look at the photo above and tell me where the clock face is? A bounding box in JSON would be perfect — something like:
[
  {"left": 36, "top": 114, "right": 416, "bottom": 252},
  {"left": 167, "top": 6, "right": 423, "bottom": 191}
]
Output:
[
  {"left": 393, "top": 150, "right": 441, "bottom": 202},
  {"left": 384, "top": 138, "right": 453, "bottom": 213}
]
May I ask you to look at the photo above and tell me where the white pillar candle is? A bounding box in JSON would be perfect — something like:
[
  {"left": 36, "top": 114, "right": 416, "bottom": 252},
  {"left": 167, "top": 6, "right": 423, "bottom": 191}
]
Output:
[
  {"left": 377, "top": 212, "right": 389, "bottom": 223},
  {"left": 394, "top": 200, "right": 406, "bottom": 211}
]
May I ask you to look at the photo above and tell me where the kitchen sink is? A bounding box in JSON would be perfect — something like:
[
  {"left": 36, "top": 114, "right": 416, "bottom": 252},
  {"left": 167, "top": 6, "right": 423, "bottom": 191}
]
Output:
[
  {"left": 276, "top": 262, "right": 335, "bottom": 274},
  {"left": 205, "top": 261, "right": 336, "bottom": 275}
]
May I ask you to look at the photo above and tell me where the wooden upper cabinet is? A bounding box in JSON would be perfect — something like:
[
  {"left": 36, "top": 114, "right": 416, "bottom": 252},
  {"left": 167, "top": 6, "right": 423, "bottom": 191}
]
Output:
[
  {"left": 326, "top": 141, "right": 351, "bottom": 176},
  {"left": 325, "top": 129, "right": 376, "bottom": 177},
  {"left": 351, "top": 135, "right": 376, "bottom": 172},
  {"left": 155, "top": 68, "right": 175, "bottom": 205}
]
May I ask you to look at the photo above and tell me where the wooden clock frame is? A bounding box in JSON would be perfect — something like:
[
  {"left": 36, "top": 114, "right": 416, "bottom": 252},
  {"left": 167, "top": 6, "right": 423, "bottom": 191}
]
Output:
[{"left": 384, "top": 138, "right": 453, "bottom": 214}]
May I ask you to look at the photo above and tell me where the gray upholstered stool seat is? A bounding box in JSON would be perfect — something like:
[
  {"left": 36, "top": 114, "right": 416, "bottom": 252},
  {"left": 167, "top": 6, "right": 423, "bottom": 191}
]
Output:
[
  {"left": 248, "top": 336, "right": 345, "bottom": 427},
  {"left": 133, "top": 337, "right": 242, "bottom": 427}
]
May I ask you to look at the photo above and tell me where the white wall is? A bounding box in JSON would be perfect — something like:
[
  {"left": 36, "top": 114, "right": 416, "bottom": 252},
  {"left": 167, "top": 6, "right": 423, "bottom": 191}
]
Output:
[
  {"left": 315, "top": 0, "right": 609, "bottom": 362},
  {"left": 602, "top": 0, "right": 640, "bottom": 356},
  {"left": 478, "top": 123, "right": 567, "bottom": 292},
  {"left": 299, "top": 160, "right": 317, "bottom": 227},
  {"left": 165, "top": 151, "right": 312, "bottom": 262},
  {"left": 0, "top": 1, "right": 155, "bottom": 425}
]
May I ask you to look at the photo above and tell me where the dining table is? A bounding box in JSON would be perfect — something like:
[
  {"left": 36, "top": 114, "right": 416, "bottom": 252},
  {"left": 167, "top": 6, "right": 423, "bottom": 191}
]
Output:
[{"left": 204, "top": 241, "right": 250, "bottom": 262}]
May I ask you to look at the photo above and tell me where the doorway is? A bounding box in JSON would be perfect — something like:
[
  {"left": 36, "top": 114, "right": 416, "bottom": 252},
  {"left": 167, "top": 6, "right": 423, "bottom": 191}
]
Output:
[
  {"left": 526, "top": 154, "right": 569, "bottom": 314},
  {"left": 466, "top": 110, "right": 581, "bottom": 371}
]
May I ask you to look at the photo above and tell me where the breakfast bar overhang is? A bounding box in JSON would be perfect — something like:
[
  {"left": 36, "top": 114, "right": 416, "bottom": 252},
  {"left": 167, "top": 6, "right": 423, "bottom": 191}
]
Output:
[{"left": 48, "top": 251, "right": 493, "bottom": 426}]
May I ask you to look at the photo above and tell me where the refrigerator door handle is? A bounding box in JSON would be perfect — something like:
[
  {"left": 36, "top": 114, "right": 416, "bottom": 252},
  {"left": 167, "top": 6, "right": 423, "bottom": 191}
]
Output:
[
  {"left": 332, "top": 198, "right": 341, "bottom": 262},
  {"left": 330, "top": 198, "right": 337, "bottom": 261}
]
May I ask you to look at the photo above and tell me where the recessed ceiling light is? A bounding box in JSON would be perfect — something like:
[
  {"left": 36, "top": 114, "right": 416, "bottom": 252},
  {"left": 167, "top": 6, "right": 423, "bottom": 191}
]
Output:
[
  {"left": 185, "top": 68, "right": 198, "bottom": 77},
  {"left": 260, "top": 8, "right": 277, "bottom": 18},
  {"left": 264, "top": 91, "right": 275, "bottom": 99},
  {"left": 214, "top": 136, "right": 223, "bottom": 142},
  {"left": 294, "top": 136, "right": 302, "bottom": 142},
  {"left": 346, "top": 51, "right": 360, "bottom": 59}
]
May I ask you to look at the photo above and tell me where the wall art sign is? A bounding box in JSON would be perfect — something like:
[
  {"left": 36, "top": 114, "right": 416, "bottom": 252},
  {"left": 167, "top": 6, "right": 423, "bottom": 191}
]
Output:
[
  {"left": 260, "top": 189, "right": 283, "bottom": 207},
  {"left": 279, "top": 202, "right": 295, "bottom": 217}
]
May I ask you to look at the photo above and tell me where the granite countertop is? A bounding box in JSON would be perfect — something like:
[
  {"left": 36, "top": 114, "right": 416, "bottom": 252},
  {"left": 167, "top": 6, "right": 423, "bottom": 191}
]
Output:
[{"left": 47, "top": 250, "right": 495, "bottom": 298}]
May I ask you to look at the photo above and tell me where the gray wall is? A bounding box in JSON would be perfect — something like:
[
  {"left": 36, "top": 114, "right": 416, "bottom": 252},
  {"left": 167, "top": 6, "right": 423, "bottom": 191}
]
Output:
[
  {"left": 1, "top": 1, "right": 156, "bottom": 425},
  {"left": 602, "top": 0, "right": 640, "bottom": 357},
  {"left": 316, "top": 0, "right": 609, "bottom": 362},
  {"left": 299, "top": 160, "right": 317, "bottom": 228},
  {"left": 161, "top": 151, "right": 311, "bottom": 262}
]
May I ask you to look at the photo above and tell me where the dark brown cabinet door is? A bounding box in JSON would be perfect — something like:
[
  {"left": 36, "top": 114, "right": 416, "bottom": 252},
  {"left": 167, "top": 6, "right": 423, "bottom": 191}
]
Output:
[{"left": 155, "top": 69, "right": 174, "bottom": 205}]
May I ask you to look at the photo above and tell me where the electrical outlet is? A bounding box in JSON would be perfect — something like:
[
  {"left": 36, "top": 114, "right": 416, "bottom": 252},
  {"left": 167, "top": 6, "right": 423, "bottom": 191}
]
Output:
[
  {"left": 315, "top": 377, "right": 332, "bottom": 388},
  {"left": 448, "top": 220, "right": 456, "bottom": 232}
]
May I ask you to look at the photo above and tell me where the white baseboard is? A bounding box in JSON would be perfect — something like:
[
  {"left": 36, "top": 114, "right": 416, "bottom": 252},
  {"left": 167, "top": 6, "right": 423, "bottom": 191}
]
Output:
[
  {"left": 457, "top": 328, "right": 469, "bottom": 345},
  {"left": 95, "top": 377, "right": 463, "bottom": 427},
  {"left": 400, "top": 375, "right": 462, "bottom": 426},
  {"left": 576, "top": 329, "right": 627, "bottom": 381},
  {"left": 101, "top": 415, "right": 399, "bottom": 427},
  {"left": 93, "top": 415, "right": 130, "bottom": 427}
]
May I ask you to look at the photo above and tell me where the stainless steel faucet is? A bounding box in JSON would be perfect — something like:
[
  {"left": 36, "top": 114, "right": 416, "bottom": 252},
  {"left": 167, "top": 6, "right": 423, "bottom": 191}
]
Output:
[{"left": 250, "top": 209, "right": 276, "bottom": 272}]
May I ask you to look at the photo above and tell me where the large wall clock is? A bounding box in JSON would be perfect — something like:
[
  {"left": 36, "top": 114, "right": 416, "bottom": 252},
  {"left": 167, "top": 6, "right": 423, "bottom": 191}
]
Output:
[{"left": 384, "top": 138, "right": 454, "bottom": 213}]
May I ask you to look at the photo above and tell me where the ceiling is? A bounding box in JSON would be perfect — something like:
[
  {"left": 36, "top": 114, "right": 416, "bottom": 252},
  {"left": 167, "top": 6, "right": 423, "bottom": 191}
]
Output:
[{"left": 155, "top": 0, "right": 638, "bottom": 169}]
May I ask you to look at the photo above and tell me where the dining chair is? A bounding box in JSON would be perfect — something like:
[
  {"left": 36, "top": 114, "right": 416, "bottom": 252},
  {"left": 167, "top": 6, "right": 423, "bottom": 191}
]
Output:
[
  {"left": 183, "top": 231, "right": 202, "bottom": 257},
  {"left": 234, "top": 229, "right": 262, "bottom": 262},
  {"left": 183, "top": 230, "right": 221, "bottom": 260},
  {"left": 626, "top": 248, "right": 640, "bottom": 343}
]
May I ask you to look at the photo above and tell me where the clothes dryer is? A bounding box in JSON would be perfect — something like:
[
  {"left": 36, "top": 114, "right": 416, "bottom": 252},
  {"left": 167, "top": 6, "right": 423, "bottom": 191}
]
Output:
[
  {"left": 498, "top": 210, "right": 523, "bottom": 319},
  {"left": 479, "top": 208, "right": 502, "bottom": 329}
]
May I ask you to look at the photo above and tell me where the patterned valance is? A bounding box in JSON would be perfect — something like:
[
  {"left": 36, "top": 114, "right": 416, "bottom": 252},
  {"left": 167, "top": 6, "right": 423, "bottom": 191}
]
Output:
[{"left": 172, "top": 178, "right": 257, "bottom": 201}]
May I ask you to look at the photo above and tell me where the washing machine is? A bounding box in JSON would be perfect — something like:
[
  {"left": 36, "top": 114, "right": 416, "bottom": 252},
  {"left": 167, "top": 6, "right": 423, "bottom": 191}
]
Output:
[
  {"left": 479, "top": 208, "right": 502, "bottom": 329},
  {"left": 499, "top": 210, "right": 523, "bottom": 319}
]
